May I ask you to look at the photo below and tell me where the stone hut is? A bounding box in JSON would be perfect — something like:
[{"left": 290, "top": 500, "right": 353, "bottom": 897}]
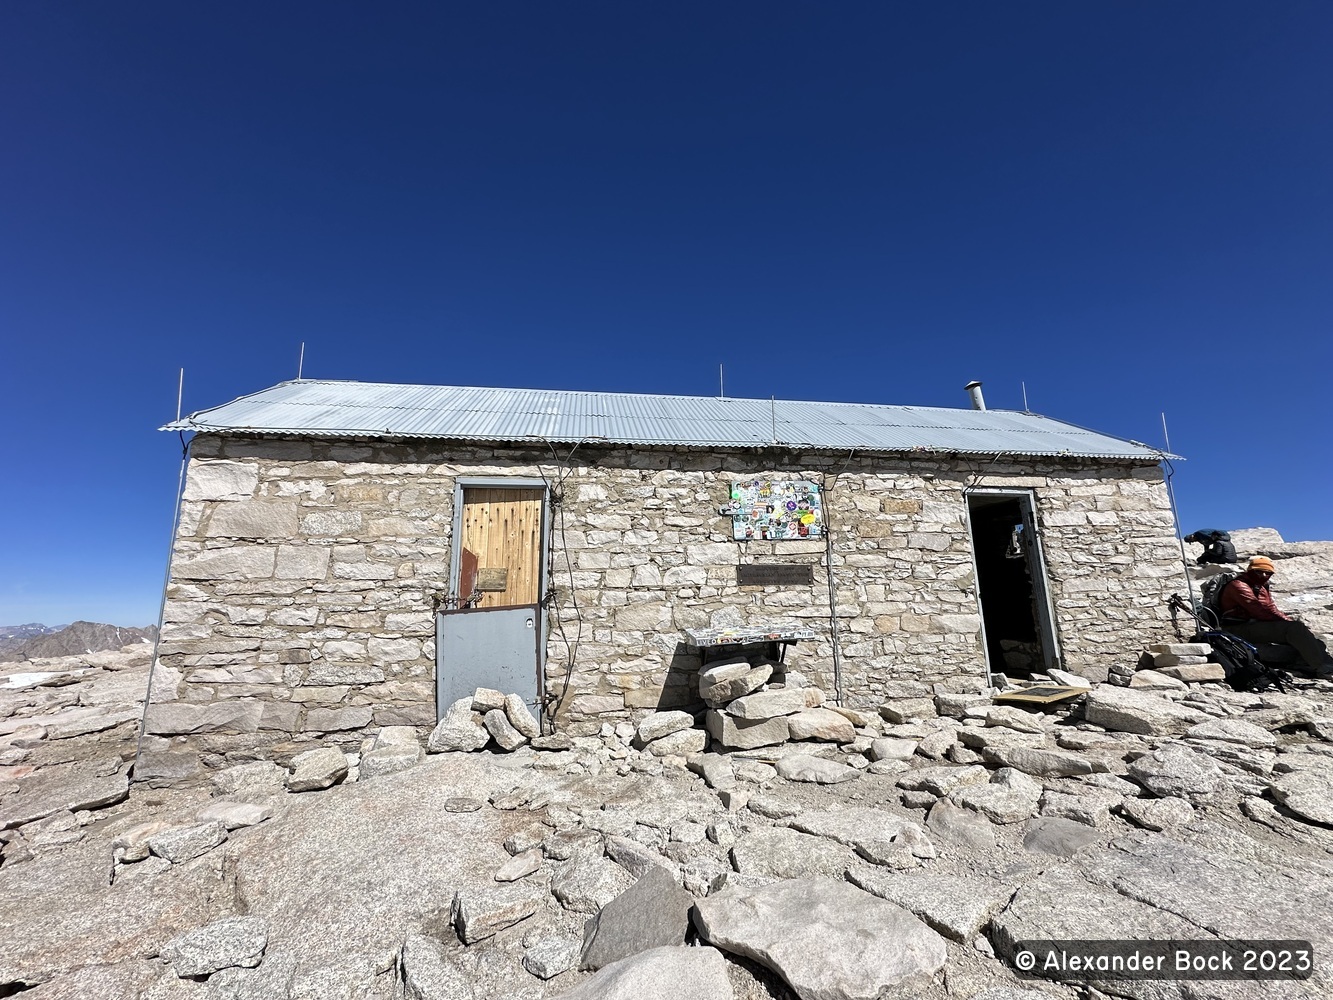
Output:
[{"left": 143, "top": 379, "right": 1185, "bottom": 765}]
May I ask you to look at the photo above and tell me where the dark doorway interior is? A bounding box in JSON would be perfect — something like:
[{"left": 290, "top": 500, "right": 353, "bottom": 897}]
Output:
[{"left": 968, "top": 494, "right": 1045, "bottom": 678}]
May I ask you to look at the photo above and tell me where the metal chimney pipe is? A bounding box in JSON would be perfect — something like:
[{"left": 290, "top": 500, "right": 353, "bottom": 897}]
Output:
[{"left": 964, "top": 380, "right": 986, "bottom": 411}]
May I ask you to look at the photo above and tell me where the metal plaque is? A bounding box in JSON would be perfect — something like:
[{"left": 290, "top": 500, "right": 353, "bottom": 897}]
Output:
[
  {"left": 737, "top": 563, "right": 814, "bottom": 587},
  {"left": 476, "top": 567, "right": 509, "bottom": 592}
]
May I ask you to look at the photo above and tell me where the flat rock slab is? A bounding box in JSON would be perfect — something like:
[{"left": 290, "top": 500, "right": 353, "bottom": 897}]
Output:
[
  {"left": 148, "top": 821, "right": 227, "bottom": 864},
  {"left": 774, "top": 754, "right": 861, "bottom": 784},
  {"left": 195, "top": 801, "right": 273, "bottom": 830},
  {"left": 581, "top": 865, "right": 695, "bottom": 970},
  {"left": 1021, "top": 817, "right": 1101, "bottom": 857},
  {"left": 1185, "top": 718, "right": 1280, "bottom": 749},
  {"left": 0, "top": 770, "right": 129, "bottom": 830},
  {"left": 1268, "top": 770, "right": 1333, "bottom": 825},
  {"left": 359, "top": 743, "right": 424, "bottom": 780},
  {"left": 451, "top": 885, "right": 543, "bottom": 943},
  {"left": 1119, "top": 796, "right": 1194, "bottom": 831},
  {"left": 896, "top": 764, "right": 988, "bottom": 796},
  {"left": 789, "top": 807, "right": 929, "bottom": 855},
  {"left": 980, "top": 746, "right": 1107, "bottom": 778},
  {"left": 554, "top": 945, "right": 734, "bottom": 1000},
  {"left": 693, "top": 877, "right": 946, "bottom": 1000},
  {"left": 161, "top": 916, "right": 267, "bottom": 977},
  {"left": 1083, "top": 687, "right": 1212, "bottom": 736},
  {"left": 990, "top": 865, "right": 1204, "bottom": 975},
  {"left": 1126, "top": 747, "right": 1225, "bottom": 803},
  {"left": 727, "top": 688, "right": 806, "bottom": 720},
  {"left": 926, "top": 800, "right": 997, "bottom": 850},
  {"left": 847, "top": 866, "right": 1015, "bottom": 941},
  {"left": 495, "top": 849, "right": 542, "bottom": 882},
  {"left": 730, "top": 827, "right": 856, "bottom": 880}
]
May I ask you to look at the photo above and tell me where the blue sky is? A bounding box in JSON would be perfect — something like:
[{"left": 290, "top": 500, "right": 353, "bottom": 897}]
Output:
[{"left": 2, "top": 2, "right": 1330, "bottom": 627}]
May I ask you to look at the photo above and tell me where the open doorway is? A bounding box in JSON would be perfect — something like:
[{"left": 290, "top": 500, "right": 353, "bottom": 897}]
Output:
[{"left": 965, "top": 490, "right": 1061, "bottom": 679}]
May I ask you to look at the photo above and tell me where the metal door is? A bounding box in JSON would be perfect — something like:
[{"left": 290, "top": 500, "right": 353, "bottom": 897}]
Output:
[
  {"left": 437, "top": 483, "right": 546, "bottom": 723},
  {"left": 1018, "top": 499, "right": 1062, "bottom": 673},
  {"left": 436, "top": 605, "right": 541, "bottom": 715}
]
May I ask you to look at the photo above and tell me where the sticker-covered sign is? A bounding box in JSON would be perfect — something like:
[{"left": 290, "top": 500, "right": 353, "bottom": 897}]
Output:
[{"left": 727, "top": 480, "right": 823, "bottom": 541}]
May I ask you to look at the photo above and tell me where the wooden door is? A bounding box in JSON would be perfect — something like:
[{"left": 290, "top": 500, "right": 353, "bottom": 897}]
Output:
[{"left": 458, "top": 488, "right": 544, "bottom": 608}]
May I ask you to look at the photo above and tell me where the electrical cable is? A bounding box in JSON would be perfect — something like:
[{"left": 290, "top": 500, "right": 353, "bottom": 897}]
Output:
[
  {"left": 534, "top": 437, "right": 592, "bottom": 730},
  {"left": 819, "top": 450, "right": 856, "bottom": 705},
  {"left": 133, "top": 432, "right": 193, "bottom": 774}
]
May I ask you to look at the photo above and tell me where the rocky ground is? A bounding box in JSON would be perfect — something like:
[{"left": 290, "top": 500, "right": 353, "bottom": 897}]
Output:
[{"left": 0, "top": 526, "right": 1331, "bottom": 1000}]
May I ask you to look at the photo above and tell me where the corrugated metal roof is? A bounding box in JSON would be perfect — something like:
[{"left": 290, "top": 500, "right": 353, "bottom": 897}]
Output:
[{"left": 161, "top": 379, "right": 1172, "bottom": 461}]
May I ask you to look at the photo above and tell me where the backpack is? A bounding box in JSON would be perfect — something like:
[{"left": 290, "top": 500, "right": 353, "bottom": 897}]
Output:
[
  {"left": 1196, "top": 572, "right": 1238, "bottom": 629},
  {"left": 1184, "top": 529, "right": 1237, "bottom": 566},
  {"left": 1197, "top": 629, "right": 1287, "bottom": 693}
]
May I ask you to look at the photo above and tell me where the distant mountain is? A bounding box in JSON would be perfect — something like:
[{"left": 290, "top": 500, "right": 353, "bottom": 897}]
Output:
[
  {"left": 0, "top": 623, "right": 65, "bottom": 658},
  {"left": 0, "top": 621, "right": 157, "bottom": 662}
]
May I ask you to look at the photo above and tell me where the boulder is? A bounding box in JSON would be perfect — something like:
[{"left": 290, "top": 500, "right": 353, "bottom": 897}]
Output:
[
  {"left": 1185, "top": 718, "right": 1279, "bottom": 749},
  {"left": 483, "top": 709, "right": 527, "bottom": 751},
  {"left": 925, "top": 800, "right": 997, "bottom": 850},
  {"left": 580, "top": 866, "right": 695, "bottom": 970},
  {"left": 1268, "top": 769, "right": 1333, "bottom": 826},
  {"left": 699, "top": 661, "right": 772, "bottom": 705},
  {"left": 635, "top": 711, "right": 695, "bottom": 746},
  {"left": 786, "top": 708, "right": 857, "bottom": 743},
  {"left": 789, "top": 808, "right": 932, "bottom": 857},
  {"left": 551, "top": 856, "right": 636, "bottom": 913},
  {"left": 503, "top": 694, "right": 541, "bottom": 739},
  {"left": 286, "top": 747, "right": 349, "bottom": 792},
  {"left": 495, "top": 849, "right": 542, "bottom": 883},
  {"left": 704, "top": 710, "right": 789, "bottom": 750},
  {"left": 523, "top": 935, "right": 582, "bottom": 980},
  {"left": 979, "top": 746, "right": 1107, "bottom": 778},
  {"left": 427, "top": 699, "right": 491, "bottom": 753},
  {"left": 693, "top": 878, "right": 947, "bottom": 999}
]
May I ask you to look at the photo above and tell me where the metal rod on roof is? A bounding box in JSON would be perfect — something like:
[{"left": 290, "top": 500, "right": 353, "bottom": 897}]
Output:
[
  {"left": 1160, "top": 411, "right": 1198, "bottom": 609},
  {"left": 1022, "top": 381, "right": 1029, "bottom": 413},
  {"left": 719, "top": 363, "right": 724, "bottom": 399},
  {"left": 176, "top": 368, "right": 184, "bottom": 422},
  {"left": 298, "top": 342, "right": 305, "bottom": 380}
]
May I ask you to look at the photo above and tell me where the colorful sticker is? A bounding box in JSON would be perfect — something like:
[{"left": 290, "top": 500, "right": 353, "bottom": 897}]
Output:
[{"left": 729, "top": 480, "right": 823, "bottom": 541}]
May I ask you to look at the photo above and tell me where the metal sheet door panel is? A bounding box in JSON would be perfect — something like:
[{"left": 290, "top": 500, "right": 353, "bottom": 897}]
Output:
[{"left": 436, "top": 604, "right": 541, "bottom": 717}]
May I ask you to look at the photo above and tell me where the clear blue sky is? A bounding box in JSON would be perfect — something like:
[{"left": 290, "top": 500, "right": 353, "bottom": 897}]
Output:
[{"left": 2, "top": 2, "right": 1330, "bottom": 627}]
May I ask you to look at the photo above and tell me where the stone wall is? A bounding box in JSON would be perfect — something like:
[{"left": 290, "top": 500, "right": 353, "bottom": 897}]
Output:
[{"left": 143, "top": 434, "right": 1184, "bottom": 762}]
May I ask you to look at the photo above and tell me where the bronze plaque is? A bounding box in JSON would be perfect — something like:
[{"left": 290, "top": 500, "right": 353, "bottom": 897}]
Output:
[
  {"left": 476, "top": 567, "right": 509, "bottom": 592},
  {"left": 737, "top": 563, "right": 814, "bottom": 587}
]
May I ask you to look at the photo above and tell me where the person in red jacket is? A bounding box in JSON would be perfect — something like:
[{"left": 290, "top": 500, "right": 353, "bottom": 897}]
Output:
[{"left": 1221, "top": 556, "right": 1333, "bottom": 676}]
